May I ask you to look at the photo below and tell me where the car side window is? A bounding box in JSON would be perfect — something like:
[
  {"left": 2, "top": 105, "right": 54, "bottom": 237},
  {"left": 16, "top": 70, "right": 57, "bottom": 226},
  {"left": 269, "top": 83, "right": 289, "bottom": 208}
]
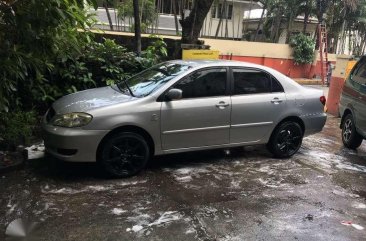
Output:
[
  {"left": 233, "top": 69, "right": 274, "bottom": 95},
  {"left": 352, "top": 58, "right": 366, "bottom": 85},
  {"left": 271, "top": 77, "right": 284, "bottom": 92},
  {"left": 173, "top": 68, "right": 227, "bottom": 99}
]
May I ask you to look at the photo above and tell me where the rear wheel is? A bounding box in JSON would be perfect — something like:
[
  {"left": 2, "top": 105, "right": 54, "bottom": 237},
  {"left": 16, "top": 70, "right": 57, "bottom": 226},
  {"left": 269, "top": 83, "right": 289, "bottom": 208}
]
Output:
[
  {"left": 267, "top": 121, "right": 303, "bottom": 158},
  {"left": 342, "top": 114, "right": 363, "bottom": 149},
  {"left": 98, "top": 132, "right": 150, "bottom": 178}
]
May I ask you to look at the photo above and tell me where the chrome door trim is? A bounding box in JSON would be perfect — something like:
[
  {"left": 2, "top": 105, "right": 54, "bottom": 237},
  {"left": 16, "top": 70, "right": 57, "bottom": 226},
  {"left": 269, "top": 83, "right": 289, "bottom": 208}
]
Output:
[
  {"left": 231, "top": 121, "right": 273, "bottom": 128},
  {"left": 162, "top": 125, "right": 230, "bottom": 135}
]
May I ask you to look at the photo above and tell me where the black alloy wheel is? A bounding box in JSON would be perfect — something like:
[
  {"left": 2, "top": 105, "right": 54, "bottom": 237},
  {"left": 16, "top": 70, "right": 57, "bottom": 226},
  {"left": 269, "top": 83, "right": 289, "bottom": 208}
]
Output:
[
  {"left": 267, "top": 121, "right": 303, "bottom": 158},
  {"left": 342, "top": 114, "right": 363, "bottom": 149},
  {"left": 99, "top": 132, "right": 150, "bottom": 178}
]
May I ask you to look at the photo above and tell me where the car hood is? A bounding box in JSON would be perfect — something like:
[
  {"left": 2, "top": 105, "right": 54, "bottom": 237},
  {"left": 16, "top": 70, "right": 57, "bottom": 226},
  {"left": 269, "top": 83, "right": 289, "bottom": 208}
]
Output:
[{"left": 52, "top": 86, "right": 135, "bottom": 114}]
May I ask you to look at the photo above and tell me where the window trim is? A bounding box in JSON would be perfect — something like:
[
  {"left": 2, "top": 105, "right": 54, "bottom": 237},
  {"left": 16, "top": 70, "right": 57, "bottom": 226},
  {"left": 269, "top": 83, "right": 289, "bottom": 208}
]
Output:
[
  {"left": 350, "top": 57, "right": 366, "bottom": 85},
  {"left": 229, "top": 67, "right": 284, "bottom": 96},
  {"left": 157, "top": 67, "right": 231, "bottom": 102}
]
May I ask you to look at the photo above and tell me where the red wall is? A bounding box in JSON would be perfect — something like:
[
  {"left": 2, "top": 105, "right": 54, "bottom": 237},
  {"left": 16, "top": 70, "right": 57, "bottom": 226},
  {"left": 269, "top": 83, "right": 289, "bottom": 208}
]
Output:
[
  {"left": 220, "top": 55, "right": 336, "bottom": 79},
  {"left": 326, "top": 76, "right": 345, "bottom": 116}
]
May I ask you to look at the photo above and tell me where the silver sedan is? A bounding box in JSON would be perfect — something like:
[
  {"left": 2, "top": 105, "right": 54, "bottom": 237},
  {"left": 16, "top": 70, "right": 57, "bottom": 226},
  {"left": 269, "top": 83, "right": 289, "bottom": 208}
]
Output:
[{"left": 42, "top": 60, "right": 327, "bottom": 177}]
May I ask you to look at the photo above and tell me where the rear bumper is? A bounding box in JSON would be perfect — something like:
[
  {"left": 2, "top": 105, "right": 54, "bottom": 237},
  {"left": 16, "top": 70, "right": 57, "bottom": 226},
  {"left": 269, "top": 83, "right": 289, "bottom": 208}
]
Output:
[
  {"left": 302, "top": 113, "right": 327, "bottom": 136},
  {"left": 42, "top": 123, "right": 108, "bottom": 162}
]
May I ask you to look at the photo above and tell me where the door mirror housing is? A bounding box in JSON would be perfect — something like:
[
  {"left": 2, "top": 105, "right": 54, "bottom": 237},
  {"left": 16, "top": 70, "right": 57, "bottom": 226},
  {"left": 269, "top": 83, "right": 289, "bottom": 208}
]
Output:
[{"left": 166, "top": 88, "right": 183, "bottom": 101}]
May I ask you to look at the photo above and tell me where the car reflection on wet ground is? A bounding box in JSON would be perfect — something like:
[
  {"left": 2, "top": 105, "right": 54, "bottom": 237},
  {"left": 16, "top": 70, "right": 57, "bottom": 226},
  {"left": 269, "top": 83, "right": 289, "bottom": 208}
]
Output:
[{"left": 0, "top": 116, "right": 365, "bottom": 241}]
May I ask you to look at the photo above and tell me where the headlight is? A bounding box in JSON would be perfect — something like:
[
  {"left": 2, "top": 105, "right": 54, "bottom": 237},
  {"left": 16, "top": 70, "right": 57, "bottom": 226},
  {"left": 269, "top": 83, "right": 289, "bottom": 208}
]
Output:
[{"left": 52, "top": 112, "right": 93, "bottom": 128}]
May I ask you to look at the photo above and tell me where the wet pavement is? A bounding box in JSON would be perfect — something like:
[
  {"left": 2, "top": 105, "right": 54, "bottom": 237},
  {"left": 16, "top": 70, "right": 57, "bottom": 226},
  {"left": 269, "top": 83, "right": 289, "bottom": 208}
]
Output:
[{"left": 1, "top": 116, "right": 366, "bottom": 241}]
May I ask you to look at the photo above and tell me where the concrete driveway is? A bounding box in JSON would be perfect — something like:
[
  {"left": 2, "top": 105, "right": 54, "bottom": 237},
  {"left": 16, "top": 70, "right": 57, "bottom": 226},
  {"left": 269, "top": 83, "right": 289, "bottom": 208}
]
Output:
[{"left": 0, "top": 116, "right": 365, "bottom": 241}]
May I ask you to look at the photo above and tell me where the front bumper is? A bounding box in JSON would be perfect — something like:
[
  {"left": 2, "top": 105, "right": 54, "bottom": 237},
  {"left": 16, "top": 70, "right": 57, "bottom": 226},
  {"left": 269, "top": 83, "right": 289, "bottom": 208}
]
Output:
[{"left": 42, "top": 122, "right": 108, "bottom": 162}]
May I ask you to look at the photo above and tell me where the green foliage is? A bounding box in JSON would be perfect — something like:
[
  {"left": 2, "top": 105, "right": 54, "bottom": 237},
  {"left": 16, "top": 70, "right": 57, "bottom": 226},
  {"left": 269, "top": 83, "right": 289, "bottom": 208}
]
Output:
[
  {"left": 142, "top": 35, "right": 168, "bottom": 65},
  {"left": 40, "top": 37, "right": 161, "bottom": 103},
  {"left": 290, "top": 33, "right": 316, "bottom": 65},
  {"left": 0, "top": 0, "right": 97, "bottom": 112},
  {"left": 117, "top": 0, "right": 157, "bottom": 33},
  {"left": 0, "top": 0, "right": 169, "bottom": 151},
  {"left": 0, "top": 111, "right": 37, "bottom": 150}
]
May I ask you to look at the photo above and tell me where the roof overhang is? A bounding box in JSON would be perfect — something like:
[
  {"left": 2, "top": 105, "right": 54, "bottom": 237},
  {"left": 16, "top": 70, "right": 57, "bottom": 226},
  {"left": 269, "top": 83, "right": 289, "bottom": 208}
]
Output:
[{"left": 220, "top": 0, "right": 263, "bottom": 10}]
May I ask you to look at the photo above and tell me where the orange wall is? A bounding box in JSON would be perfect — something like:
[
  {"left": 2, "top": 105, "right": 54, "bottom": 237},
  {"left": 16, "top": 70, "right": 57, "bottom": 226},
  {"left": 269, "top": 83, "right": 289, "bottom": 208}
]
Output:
[{"left": 220, "top": 55, "right": 336, "bottom": 78}]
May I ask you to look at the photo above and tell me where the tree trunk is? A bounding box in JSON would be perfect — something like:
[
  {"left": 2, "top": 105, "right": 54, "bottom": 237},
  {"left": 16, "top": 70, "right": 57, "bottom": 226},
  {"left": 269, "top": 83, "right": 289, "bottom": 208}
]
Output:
[
  {"left": 225, "top": 6, "right": 229, "bottom": 38},
  {"left": 303, "top": 0, "right": 309, "bottom": 34},
  {"left": 173, "top": 0, "right": 180, "bottom": 35},
  {"left": 303, "top": 12, "right": 309, "bottom": 34},
  {"left": 133, "top": 0, "right": 141, "bottom": 56},
  {"left": 254, "top": 7, "right": 265, "bottom": 41},
  {"left": 271, "top": 11, "right": 282, "bottom": 43},
  {"left": 362, "top": 34, "right": 366, "bottom": 54},
  {"left": 215, "top": 0, "right": 227, "bottom": 38},
  {"left": 285, "top": 14, "right": 292, "bottom": 44},
  {"left": 103, "top": 1, "right": 114, "bottom": 31},
  {"left": 243, "top": 0, "right": 253, "bottom": 36},
  {"left": 180, "top": 0, "right": 215, "bottom": 44}
]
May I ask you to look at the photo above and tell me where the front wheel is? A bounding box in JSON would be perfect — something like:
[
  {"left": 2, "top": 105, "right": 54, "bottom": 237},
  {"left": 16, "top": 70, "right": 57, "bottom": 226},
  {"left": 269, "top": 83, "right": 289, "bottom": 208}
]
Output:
[
  {"left": 267, "top": 121, "right": 303, "bottom": 158},
  {"left": 342, "top": 114, "right": 363, "bottom": 149},
  {"left": 98, "top": 132, "right": 150, "bottom": 178}
]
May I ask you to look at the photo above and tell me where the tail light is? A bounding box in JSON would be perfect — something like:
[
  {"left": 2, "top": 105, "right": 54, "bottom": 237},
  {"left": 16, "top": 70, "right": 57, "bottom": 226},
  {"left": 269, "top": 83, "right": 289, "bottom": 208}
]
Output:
[{"left": 320, "top": 96, "right": 326, "bottom": 106}]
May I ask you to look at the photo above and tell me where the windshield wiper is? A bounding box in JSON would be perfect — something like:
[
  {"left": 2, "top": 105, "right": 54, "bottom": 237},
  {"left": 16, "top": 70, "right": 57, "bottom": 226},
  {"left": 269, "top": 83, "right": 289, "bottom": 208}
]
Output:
[{"left": 118, "top": 79, "right": 135, "bottom": 97}]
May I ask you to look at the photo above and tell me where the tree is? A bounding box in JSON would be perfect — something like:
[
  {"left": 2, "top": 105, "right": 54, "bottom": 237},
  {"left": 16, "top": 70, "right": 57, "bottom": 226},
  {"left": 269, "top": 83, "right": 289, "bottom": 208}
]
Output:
[
  {"left": 215, "top": 0, "right": 227, "bottom": 38},
  {"left": 254, "top": 0, "right": 273, "bottom": 41},
  {"left": 180, "top": 0, "right": 215, "bottom": 44},
  {"left": 117, "top": 0, "right": 157, "bottom": 33},
  {"left": 0, "top": 0, "right": 97, "bottom": 111},
  {"left": 173, "top": 0, "right": 180, "bottom": 35},
  {"left": 103, "top": 0, "right": 114, "bottom": 30},
  {"left": 133, "top": 0, "right": 142, "bottom": 55}
]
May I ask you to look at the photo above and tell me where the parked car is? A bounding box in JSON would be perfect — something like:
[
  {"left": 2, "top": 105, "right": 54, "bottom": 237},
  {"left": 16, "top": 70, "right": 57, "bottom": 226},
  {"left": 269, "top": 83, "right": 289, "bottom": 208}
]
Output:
[
  {"left": 42, "top": 60, "right": 327, "bottom": 177},
  {"left": 339, "top": 56, "right": 366, "bottom": 149}
]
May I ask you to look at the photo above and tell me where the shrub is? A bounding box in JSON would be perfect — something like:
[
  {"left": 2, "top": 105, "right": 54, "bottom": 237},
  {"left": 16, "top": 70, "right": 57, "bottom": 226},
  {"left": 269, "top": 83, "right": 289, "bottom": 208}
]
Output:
[
  {"left": 290, "top": 33, "right": 316, "bottom": 65},
  {"left": 0, "top": 111, "right": 37, "bottom": 150}
]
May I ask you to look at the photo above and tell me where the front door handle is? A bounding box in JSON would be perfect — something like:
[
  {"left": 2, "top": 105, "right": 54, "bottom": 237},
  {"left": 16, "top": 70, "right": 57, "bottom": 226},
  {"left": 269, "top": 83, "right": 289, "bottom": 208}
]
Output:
[
  {"left": 216, "top": 101, "right": 229, "bottom": 109},
  {"left": 271, "top": 97, "right": 283, "bottom": 104}
]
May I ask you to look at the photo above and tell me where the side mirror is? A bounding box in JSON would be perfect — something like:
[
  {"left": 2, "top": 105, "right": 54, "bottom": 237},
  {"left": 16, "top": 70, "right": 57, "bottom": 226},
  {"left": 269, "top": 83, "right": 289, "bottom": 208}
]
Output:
[{"left": 166, "top": 88, "right": 182, "bottom": 101}]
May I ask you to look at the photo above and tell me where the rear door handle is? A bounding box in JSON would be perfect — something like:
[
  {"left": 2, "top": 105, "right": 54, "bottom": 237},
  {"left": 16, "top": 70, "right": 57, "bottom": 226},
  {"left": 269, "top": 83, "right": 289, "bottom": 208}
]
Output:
[
  {"left": 271, "top": 97, "right": 283, "bottom": 104},
  {"left": 216, "top": 101, "right": 229, "bottom": 109}
]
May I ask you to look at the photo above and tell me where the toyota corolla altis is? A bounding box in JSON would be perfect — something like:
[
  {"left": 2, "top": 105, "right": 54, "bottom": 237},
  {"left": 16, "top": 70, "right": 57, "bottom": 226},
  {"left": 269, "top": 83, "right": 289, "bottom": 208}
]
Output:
[{"left": 43, "top": 60, "right": 327, "bottom": 177}]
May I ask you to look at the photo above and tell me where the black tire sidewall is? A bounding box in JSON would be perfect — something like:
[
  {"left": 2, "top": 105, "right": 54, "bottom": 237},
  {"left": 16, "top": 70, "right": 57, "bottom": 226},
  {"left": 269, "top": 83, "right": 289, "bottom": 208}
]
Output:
[
  {"left": 99, "top": 132, "right": 150, "bottom": 178},
  {"left": 268, "top": 121, "right": 303, "bottom": 158},
  {"left": 342, "top": 114, "right": 363, "bottom": 149}
]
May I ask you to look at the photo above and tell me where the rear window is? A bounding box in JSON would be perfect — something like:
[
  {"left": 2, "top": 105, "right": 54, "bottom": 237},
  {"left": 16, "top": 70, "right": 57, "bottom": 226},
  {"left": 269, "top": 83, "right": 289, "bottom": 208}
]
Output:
[
  {"left": 351, "top": 57, "right": 366, "bottom": 85},
  {"left": 232, "top": 69, "right": 284, "bottom": 95}
]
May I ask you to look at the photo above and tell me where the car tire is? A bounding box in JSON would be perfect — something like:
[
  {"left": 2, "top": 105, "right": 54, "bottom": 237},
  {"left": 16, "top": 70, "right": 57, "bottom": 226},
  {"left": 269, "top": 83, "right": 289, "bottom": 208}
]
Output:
[
  {"left": 98, "top": 132, "right": 150, "bottom": 178},
  {"left": 342, "top": 114, "right": 363, "bottom": 149},
  {"left": 267, "top": 121, "right": 303, "bottom": 158}
]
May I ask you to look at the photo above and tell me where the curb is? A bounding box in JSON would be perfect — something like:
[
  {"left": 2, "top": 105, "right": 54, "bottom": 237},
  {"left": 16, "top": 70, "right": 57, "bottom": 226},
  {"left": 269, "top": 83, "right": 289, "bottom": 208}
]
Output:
[{"left": 293, "top": 79, "right": 323, "bottom": 85}]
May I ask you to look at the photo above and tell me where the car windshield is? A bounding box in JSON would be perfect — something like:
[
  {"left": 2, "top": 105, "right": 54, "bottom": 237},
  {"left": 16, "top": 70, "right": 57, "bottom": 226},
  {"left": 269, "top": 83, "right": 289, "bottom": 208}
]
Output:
[{"left": 117, "top": 63, "right": 191, "bottom": 97}]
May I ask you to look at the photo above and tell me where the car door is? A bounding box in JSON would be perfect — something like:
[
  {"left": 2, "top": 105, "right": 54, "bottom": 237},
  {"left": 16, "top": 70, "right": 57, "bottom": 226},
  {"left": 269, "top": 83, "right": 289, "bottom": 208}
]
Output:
[
  {"left": 160, "top": 67, "right": 231, "bottom": 150},
  {"left": 351, "top": 57, "right": 366, "bottom": 136},
  {"left": 230, "top": 68, "right": 286, "bottom": 144}
]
